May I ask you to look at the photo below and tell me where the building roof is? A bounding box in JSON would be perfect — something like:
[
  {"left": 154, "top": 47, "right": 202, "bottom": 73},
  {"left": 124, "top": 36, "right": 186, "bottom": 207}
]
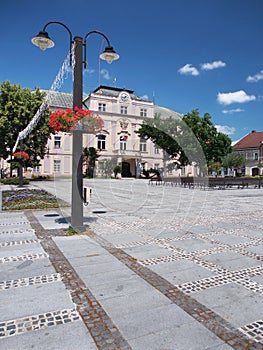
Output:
[
  {"left": 91, "top": 85, "right": 149, "bottom": 102},
  {"left": 43, "top": 90, "right": 73, "bottom": 108},
  {"left": 154, "top": 105, "right": 183, "bottom": 120},
  {"left": 42, "top": 89, "right": 182, "bottom": 119},
  {"left": 233, "top": 130, "right": 263, "bottom": 149}
]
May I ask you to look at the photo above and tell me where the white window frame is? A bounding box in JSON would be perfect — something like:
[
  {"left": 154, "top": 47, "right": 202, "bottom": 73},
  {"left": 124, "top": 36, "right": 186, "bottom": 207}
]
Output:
[
  {"left": 33, "top": 165, "right": 40, "bottom": 173},
  {"left": 54, "top": 136, "right": 61, "bottom": 149},
  {"left": 97, "top": 135, "right": 106, "bottom": 150},
  {"left": 120, "top": 106, "right": 128, "bottom": 115},
  {"left": 154, "top": 146, "right": 160, "bottom": 154},
  {"left": 120, "top": 139, "right": 127, "bottom": 151},
  {"left": 140, "top": 108, "right": 147, "bottom": 117},
  {"left": 98, "top": 103, "right": 106, "bottom": 112},
  {"left": 140, "top": 137, "right": 147, "bottom": 152},
  {"left": 53, "top": 159, "right": 61, "bottom": 173}
]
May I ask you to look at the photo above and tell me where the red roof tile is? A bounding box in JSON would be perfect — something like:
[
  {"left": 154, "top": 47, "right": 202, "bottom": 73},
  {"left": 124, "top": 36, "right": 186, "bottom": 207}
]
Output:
[{"left": 233, "top": 131, "right": 263, "bottom": 149}]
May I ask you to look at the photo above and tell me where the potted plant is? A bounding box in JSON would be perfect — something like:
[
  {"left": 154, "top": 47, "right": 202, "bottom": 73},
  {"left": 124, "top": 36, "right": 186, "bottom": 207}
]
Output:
[{"left": 49, "top": 107, "right": 104, "bottom": 134}]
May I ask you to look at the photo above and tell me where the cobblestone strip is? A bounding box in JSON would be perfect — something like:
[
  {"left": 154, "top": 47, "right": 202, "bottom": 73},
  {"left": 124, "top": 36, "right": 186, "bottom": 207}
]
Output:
[
  {"left": 0, "top": 308, "right": 80, "bottom": 338},
  {"left": 0, "top": 239, "right": 39, "bottom": 247},
  {"left": 239, "top": 320, "right": 263, "bottom": 344},
  {"left": 0, "top": 252, "right": 49, "bottom": 264},
  {"left": 0, "top": 229, "right": 35, "bottom": 235},
  {"left": 0, "top": 221, "right": 30, "bottom": 226},
  {"left": 177, "top": 266, "right": 263, "bottom": 295},
  {"left": 0, "top": 273, "right": 61, "bottom": 290},
  {"left": 25, "top": 211, "right": 132, "bottom": 350},
  {"left": 91, "top": 233, "right": 262, "bottom": 349}
]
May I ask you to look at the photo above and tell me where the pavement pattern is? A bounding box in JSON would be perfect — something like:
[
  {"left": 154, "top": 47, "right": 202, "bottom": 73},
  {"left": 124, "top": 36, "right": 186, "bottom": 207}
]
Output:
[{"left": 0, "top": 179, "right": 262, "bottom": 349}]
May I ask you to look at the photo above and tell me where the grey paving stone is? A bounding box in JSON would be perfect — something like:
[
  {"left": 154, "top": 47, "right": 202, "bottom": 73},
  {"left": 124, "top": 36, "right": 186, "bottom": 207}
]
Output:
[
  {"left": 128, "top": 324, "right": 233, "bottom": 350},
  {"left": 0, "top": 231, "right": 36, "bottom": 243},
  {"left": 87, "top": 274, "right": 158, "bottom": 301},
  {"left": 202, "top": 251, "right": 262, "bottom": 271},
  {"left": 33, "top": 211, "right": 70, "bottom": 229},
  {"left": 194, "top": 283, "right": 263, "bottom": 328},
  {"left": 0, "top": 319, "right": 98, "bottom": 350},
  {"left": 101, "top": 289, "right": 172, "bottom": 318},
  {"left": 0, "top": 241, "right": 44, "bottom": 259},
  {"left": 208, "top": 233, "right": 253, "bottom": 245},
  {"left": 0, "top": 257, "right": 54, "bottom": 282},
  {"left": 149, "top": 259, "right": 215, "bottom": 282},
  {"left": 169, "top": 237, "right": 216, "bottom": 252},
  {"left": 0, "top": 281, "right": 73, "bottom": 321},
  {"left": 53, "top": 235, "right": 106, "bottom": 258},
  {"left": 124, "top": 244, "right": 174, "bottom": 260}
]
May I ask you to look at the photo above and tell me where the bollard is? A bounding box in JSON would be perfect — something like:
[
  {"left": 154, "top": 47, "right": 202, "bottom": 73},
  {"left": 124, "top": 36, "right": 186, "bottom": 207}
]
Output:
[{"left": 83, "top": 187, "right": 92, "bottom": 206}]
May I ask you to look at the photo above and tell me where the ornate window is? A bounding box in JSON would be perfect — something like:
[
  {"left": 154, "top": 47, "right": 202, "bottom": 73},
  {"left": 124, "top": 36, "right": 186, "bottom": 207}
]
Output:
[{"left": 120, "top": 136, "right": 127, "bottom": 151}]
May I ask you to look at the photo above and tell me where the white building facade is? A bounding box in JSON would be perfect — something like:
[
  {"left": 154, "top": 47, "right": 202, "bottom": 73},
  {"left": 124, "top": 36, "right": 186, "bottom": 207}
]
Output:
[{"left": 41, "top": 86, "right": 168, "bottom": 178}]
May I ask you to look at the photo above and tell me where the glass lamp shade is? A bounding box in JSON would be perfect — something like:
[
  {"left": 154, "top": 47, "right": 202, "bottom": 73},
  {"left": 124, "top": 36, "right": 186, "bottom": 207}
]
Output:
[
  {"left": 31, "top": 31, "right": 55, "bottom": 51},
  {"left": 99, "top": 46, "right": 119, "bottom": 64}
]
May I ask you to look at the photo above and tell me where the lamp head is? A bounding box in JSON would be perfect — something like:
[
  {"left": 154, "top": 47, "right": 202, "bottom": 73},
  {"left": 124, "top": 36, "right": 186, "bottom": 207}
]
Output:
[
  {"left": 99, "top": 45, "right": 119, "bottom": 64},
  {"left": 31, "top": 30, "right": 55, "bottom": 51}
]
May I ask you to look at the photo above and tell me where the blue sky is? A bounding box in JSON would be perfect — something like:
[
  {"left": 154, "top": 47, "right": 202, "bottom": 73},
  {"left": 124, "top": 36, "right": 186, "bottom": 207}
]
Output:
[{"left": 1, "top": 0, "right": 262, "bottom": 142}]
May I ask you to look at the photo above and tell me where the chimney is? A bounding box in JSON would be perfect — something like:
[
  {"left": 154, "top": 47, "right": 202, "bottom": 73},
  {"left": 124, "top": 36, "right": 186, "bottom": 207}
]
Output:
[{"left": 251, "top": 130, "right": 256, "bottom": 133}]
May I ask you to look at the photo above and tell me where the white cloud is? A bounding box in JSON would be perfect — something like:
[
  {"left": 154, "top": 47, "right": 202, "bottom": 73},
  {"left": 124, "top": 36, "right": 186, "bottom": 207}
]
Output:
[
  {"left": 86, "top": 68, "right": 95, "bottom": 74},
  {"left": 222, "top": 108, "right": 245, "bottom": 114},
  {"left": 201, "top": 60, "right": 226, "bottom": 70},
  {"left": 246, "top": 69, "right": 263, "bottom": 82},
  {"left": 100, "top": 69, "right": 110, "bottom": 80},
  {"left": 215, "top": 125, "right": 236, "bottom": 135},
  {"left": 178, "top": 64, "right": 199, "bottom": 76},
  {"left": 217, "top": 90, "right": 256, "bottom": 105},
  {"left": 141, "top": 94, "right": 149, "bottom": 100}
]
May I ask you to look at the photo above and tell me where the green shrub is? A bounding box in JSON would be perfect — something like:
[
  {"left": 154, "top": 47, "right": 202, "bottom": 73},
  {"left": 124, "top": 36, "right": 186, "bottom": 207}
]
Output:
[{"left": 0, "top": 177, "right": 29, "bottom": 185}]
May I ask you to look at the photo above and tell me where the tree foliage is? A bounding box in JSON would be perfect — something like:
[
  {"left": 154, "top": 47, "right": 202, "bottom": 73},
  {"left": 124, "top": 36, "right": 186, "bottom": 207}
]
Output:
[
  {"left": 183, "top": 109, "right": 232, "bottom": 165},
  {"left": 136, "top": 109, "right": 232, "bottom": 172},
  {"left": 83, "top": 146, "right": 100, "bottom": 178},
  {"left": 0, "top": 81, "right": 52, "bottom": 169},
  {"left": 221, "top": 152, "right": 246, "bottom": 169}
]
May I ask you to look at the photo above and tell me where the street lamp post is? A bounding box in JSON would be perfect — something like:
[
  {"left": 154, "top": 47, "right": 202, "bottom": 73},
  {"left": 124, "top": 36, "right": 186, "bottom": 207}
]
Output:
[{"left": 32, "top": 22, "right": 119, "bottom": 229}]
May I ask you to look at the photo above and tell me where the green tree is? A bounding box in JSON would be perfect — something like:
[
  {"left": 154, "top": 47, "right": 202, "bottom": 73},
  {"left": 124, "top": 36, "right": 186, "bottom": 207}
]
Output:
[
  {"left": 0, "top": 81, "right": 52, "bottom": 175},
  {"left": 183, "top": 109, "right": 232, "bottom": 165},
  {"left": 83, "top": 146, "right": 100, "bottom": 178},
  {"left": 136, "top": 113, "right": 198, "bottom": 169},
  {"left": 221, "top": 153, "right": 246, "bottom": 174},
  {"left": 136, "top": 109, "right": 232, "bottom": 175}
]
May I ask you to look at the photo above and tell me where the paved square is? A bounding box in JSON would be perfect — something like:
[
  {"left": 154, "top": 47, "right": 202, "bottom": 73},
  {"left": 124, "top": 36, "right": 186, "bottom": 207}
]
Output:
[{"left": 1, "top": 179, "right": 262, "bottom": 349}]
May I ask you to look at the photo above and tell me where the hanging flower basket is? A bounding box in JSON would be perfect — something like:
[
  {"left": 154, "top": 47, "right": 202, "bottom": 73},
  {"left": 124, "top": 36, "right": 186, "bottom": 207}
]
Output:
[
  {"left": 49, "top": 107, "right": 104, "bottom": 134},
  {"left": 13, "top": 151, "right": 29, "bottom": 161}
]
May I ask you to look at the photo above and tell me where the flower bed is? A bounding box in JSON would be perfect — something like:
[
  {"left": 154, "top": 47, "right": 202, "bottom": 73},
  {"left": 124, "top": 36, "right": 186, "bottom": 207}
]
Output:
[{"left": 1, "top": 189, "right": 69, "bottom": 210}]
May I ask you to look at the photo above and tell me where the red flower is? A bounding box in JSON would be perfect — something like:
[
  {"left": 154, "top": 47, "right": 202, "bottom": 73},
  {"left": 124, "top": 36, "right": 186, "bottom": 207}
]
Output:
[
  {"left": 49, "top": 107, "right": 104, "bottom": 134},
  {"left": 13, "top": 151, "right": 30, "bottom": 161}
]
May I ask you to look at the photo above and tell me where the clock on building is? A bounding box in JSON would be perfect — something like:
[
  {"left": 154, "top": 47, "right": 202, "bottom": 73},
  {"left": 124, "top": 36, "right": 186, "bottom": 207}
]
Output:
[{"left": 120, "top": 92, "right": 129, "bottom": 102}]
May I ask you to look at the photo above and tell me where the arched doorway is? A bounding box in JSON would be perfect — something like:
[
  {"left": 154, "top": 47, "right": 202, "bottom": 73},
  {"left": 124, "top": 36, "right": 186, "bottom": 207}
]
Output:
[{"left": 252, "top": 167, "right": 259, "bottom": 176}]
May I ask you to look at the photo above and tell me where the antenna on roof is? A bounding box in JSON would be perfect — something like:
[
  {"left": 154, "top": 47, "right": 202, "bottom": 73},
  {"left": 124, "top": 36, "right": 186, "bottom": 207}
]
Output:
[
  {"left": 153, "top": 90, "right": 155, "bottom": 104},
  {"left": 113, "top": 77, "right": 117, "bottom": 87}
]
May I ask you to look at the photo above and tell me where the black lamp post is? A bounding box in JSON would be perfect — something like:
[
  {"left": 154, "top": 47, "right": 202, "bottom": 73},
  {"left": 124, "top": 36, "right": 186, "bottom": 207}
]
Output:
[{"left": 32, "top": 21, "right": 119, "bottom": 229}]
